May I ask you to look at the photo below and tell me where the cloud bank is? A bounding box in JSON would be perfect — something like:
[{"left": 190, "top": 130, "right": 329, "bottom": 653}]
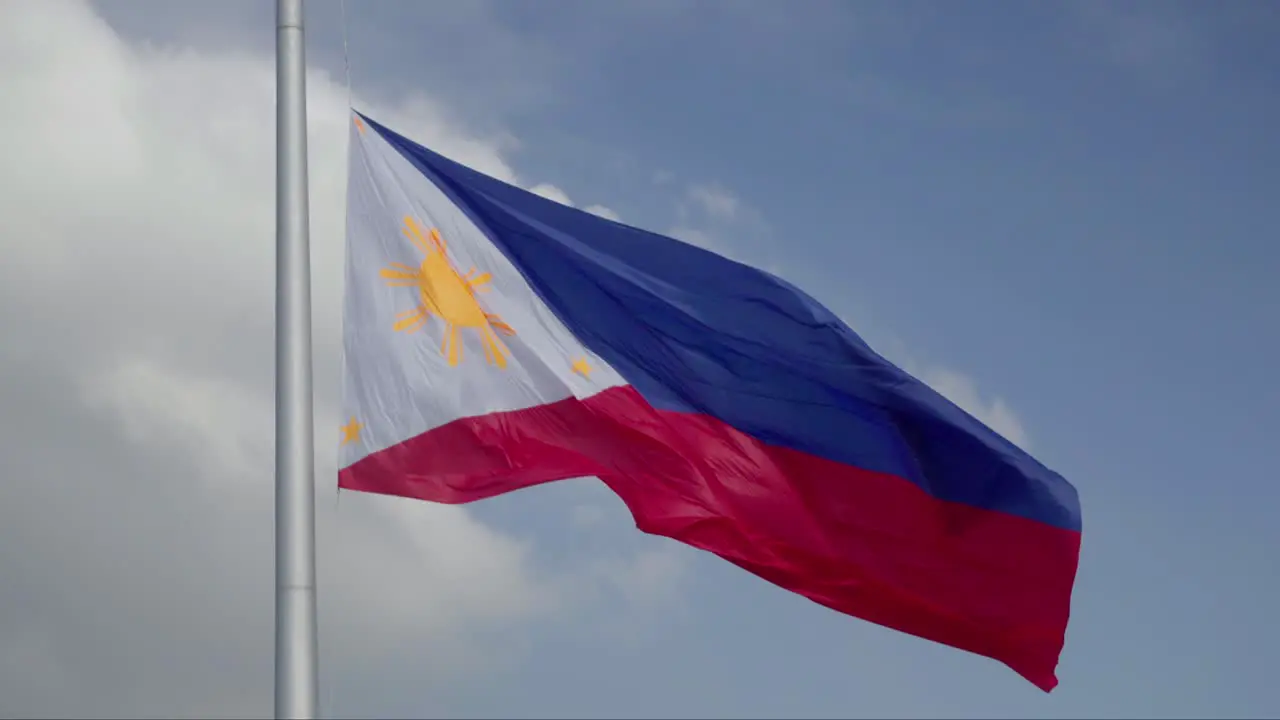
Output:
[{"left": 0, "top": 2, "right": 673, "bottom": 716}]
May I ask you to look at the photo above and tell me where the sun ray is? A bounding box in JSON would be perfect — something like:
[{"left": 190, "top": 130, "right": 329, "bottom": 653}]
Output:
[
  {"left": 402, "top": 230, "right": 428, "bottom": 257},
  {"left": 394, "top": 316, "right": 428, "bottom": 333},
  {"left": 444, "top": 323, "right": 460, "bottom": 366},
  {"left": 480, "top": 325, "right": 510, "bottom": 368},
  {"left": 393, "top": 306, "right": 429, "bottom": 332},
  {"left": 380, "top": 268, "right": 422, "bottom": 286},
  {"left": 480, "top": 328, "right": 496, "bottom": 365},
  {"left": 380, "top": 268, "right": 420, "bottom": 279},
  {"left": 396, "top": 305, "right": 431, "bottom": 322},
  {"left": 402, "top": 218, "right": 431, "bottom": 255},
  {"left": 468, "top": 274, "right": 491, "bottom": 294},
  {"left": 494, "top": 327, "right": 511, "bottom": 362},
  {"left": 485, "top": 313, "right": 515, "bottom": 336}
]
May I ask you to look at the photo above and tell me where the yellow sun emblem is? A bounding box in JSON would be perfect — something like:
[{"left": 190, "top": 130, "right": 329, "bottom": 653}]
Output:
[{"left": 379, "top": 216, "right": 516, "bottom": 368}]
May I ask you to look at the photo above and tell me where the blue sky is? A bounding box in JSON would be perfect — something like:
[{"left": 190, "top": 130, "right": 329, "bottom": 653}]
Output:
[{"left": 19, "top": 1, "right": 1280, "bottom": 717}]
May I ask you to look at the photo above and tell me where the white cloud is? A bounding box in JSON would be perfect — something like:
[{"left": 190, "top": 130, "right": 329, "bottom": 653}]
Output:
[
  {"left": 870, "top": 335, "right": 1032, "bottom": 450},
  {"left": 0, "top": 1, "right": 672, "bottom": 715},
  {"left": 584, "top": 203, "right": 621, "bottom": 221},
  {"left": 667, "top": 225, "right": 717, "bottom": 250},
  {"left": 687, "top": 182, "right": 740, "bottom": 221},
  {"left": 528, "top": 181, "right": 574, "bottom": 205},
  {"left": 571, "top": 502, "right": 609, "bottom": 528},
  {"left": 556, "top": 491, "right": 692, "bottom": 646},
  {"left": 528, "top": 182, "right": 621, "bottom": 221},
  {"left": 594, "top": 544, "right": 688, "bottom": 614},
  {"left": 917, "top": 367, "right": 1031, "bottom": 450},
  {"left": 86, "top": 357, "right": 275, "bottom": 481},
  {"left": 664, "top": 180, "right": 769, "bottom": 263},
  {"left": 87, "top": 354, "right": 554, "bottom": 639}
]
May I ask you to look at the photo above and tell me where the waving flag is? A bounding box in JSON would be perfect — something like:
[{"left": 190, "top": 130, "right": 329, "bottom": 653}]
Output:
[{"left": 338, "top": 110, "right": 1082, "bottom": 691}]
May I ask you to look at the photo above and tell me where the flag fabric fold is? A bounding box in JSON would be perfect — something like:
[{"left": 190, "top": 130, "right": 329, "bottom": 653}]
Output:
[{"left": 338, "top": 110, "right": 1082, "bottom": 691}]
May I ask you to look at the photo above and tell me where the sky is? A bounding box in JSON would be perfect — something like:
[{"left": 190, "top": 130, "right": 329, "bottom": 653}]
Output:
[{"left": 0, "top": 0, "right": 1277, "bottom": 717}]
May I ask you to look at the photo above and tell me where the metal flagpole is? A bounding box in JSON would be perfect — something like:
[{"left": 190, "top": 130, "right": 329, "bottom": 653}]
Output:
[{"left": 274, "top": 0, "right": 319, "bottom": 717}]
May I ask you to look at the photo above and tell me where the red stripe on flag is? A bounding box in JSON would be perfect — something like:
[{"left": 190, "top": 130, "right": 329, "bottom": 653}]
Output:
[{"left": 339, "top": 385, "right": 1080, "bottom": 691}]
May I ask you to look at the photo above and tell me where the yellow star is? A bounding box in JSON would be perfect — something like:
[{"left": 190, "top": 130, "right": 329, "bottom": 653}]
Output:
[
  {"left": 571, "top": 357, "right": 592, "bottom": 378},
  {"left": 339, "top": 416, "right": 363, "bottom": 446}
]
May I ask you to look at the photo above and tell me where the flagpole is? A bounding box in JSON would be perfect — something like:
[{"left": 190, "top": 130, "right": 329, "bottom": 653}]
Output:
[{"left": 274, "top": 0, "right": 319, "bottom": 718}]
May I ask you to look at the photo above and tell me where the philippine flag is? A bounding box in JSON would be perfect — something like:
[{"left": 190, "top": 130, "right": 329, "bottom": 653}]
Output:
[{"left": 338, "top": 111, "right": 1083, "bottom": 692}]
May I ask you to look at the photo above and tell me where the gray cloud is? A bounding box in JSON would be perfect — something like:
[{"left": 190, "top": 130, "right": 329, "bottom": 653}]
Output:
[
  {"left": 0, "top": 3, "right": 1043, "bottom": 716},
  {"left": 0, "top": 2, "right": 681, "bottom": 716}
]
